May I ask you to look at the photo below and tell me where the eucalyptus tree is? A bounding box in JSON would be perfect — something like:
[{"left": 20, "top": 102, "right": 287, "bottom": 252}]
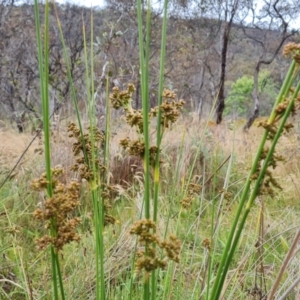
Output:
[
  {"left": 242, "top": 0, "right": 300, "bottom": 130},
  {"left": 158, "top": 0, "right": 252, "bottom": 123},
  {"left": 99, "top": 0, "right": 167, "bottom": 110},
  {"left": 0, "top": 1, "right": 40, "bottom": 131},
  {"left": 0, "top": 1, "right": 90, "bottom": 132}
]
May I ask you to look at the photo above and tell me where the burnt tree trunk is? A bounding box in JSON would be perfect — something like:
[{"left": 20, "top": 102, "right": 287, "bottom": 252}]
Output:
[
  {"left": 244, "top": 38, "right": 291, "bottom": 131},
  {"left": 216, "top": 25, "right": 228, "bottom": 124},
  {"left": 197, "top": 65, "right": 205, "bottom": 120},
  {"left": 244, "top": 63, "right": 260, "bottom": 131},
  {"left": 216, "top": 1, "right": 238, "bottom": 124},
  {"left": 242, "top": 0, "right": 294, "bottom": 131}
]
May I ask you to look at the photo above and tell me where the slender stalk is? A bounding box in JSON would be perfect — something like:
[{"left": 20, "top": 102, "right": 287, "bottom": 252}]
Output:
[
  {"left": 267, "top": 161, "right": 300, "bottom": 296},
  {"left": 55, "top": 254, "right": 65, "bottom": 300},
  {"left": 52, "top": 1, "right": 85, "bottom": 140},
  {"left": 137, "top": 1, "right": 151, "bottom": 299},
  {"left": 35, "top": 1, "right": 68, "bottom": 299},
  {"left": 153, "top": 0, "right": 168, "bottom": 222},
  {"left": 151, "top": 0, "right": 169, "bottom": 298},
  {"left": 33, "top": 1, "right": 65, "bottom": 298},
  {"left": 143, "top": 0, "right": 151, "bottom": 220},
  {"left": 86, "top": 10, "right": 105, "bottom": 300},
  {"left": 161, "top": 131, "right": 186, "bottom": 299},
  {"left": 268, "top": 60, "right": 296, "bottom": 124},
  {"left": 56, "top": 8, "right": 103, "bottom": 300},
  {"left": 50, "top": 247, "right": 58, "bottom": 299},
  {"left": 277, "top": 273, "right": 300, "bottom": 300},
  {"left": 104, "top": 76, "right": 111, "bottom": 181},
  {"left": 137, "top": 0, "right": 150, "bottom": 218},
  {"left": 205, "top": 152, "right": 220, "bottom": 300},
  {"left": 41, "top": 0, "right": 51, "bottom": 198},
  {"left": 129, "top": 201, "right": 145, "bottom": 300}
]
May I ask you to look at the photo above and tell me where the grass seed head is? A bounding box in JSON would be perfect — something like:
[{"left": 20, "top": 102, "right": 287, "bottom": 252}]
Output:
[
  {"left": 130, "top": 219, "right": 180, "bottom": 275},
  {"left": 32, "top": 168, "right": 81, "bottom": 252},
  {"left": 68, "top": 123, "right": 105, "bottom": 181},
  {"left": 283, "top": 42, "right": 300, "bottom": 57},
  {"left": 110, "top": 84, "right": 135, "bottom": 110}
]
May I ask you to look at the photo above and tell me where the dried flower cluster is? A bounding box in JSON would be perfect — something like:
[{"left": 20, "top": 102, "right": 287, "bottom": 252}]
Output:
[
  {"left": 295, "top": 91, "right": 300, "bottom": 111},
  {"left": 67, "top": 122, "right": 105, "bottom": 181},
  {"left": 119, "top": 138, "right": 159, "bottom": 166},
  {"left": 110, "top": 84, "right": 183, "bottom": 277},
  {"left": 150, "top": 89, "right": 185, "bottom": 128},
  {"left": 130, "top": 219, "right": 181, "bottom": 274},
  {"left": 126, "top": 109, "right": 144, "bottom": 133},
  {"left": 120, "top": 138, "right": 145, "bottom": 157},
  {"left": 101, "top": 184, "right": 117, "bottom": 226},
  {"left": 110, "top": 83, "right": 135, "bottom": 110},
  {"left": 255, "top": 52, "right": 300, "bottom": 197},
  {"left": 68, "top": 122, "right": 116, "bottom": 226},
  {"left": 257, "top": 91, "right": 298, "bottom": 140},
  {"left": 180, "top": 182, "right": 202, "bottom": 209},
  {"left": 202, "top": 238, "right": 211, "bottom": 251},
  {"left": 110, "top": 84, "right": 185, "bottom": 166},
  {"left": 32, "top": 167, "right": 81, "bottom": 251},
  {"left": 283, "top": 42, "right": 300, "bottom": 62},
  {"left": 249, "top": 146, "right": 284, "bottom": 196}
]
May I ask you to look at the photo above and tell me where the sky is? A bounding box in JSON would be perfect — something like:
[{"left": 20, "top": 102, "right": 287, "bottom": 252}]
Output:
[
  {"left": 55, "top": 0, "right": 299, "bottom": 30},
  {"left": 56, "top": 0, "right": 105, "bottom": 7}
]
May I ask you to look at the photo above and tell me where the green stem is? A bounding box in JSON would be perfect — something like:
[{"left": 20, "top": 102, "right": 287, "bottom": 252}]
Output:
[
  {"left": 55, "top": 253, "right": 65, "bottom": 300},
  {"left": 50, "top": 246, "right": 58, "bottom": 299},
  {"left": 205, "top": 153, "right": 219, "bottom": 299},
  {"left": 42, "top": 0, "right": 51, "bottom": 198},
  {"left": 92, "top": 189, "right": 104, "bottom": 300},
  {"left": 143, "top": 0, "right": 151, "bottom": 220},
  {"left": 137, "top": 0, "right": 151, "bottom": 299},
  {"left": 104, "top": 76, "right": 111, "bottom": 182},
  {"left": 34, "top": 0, "right": 64, "bottom": 298},
  {"left": 153, "top": 0, "right": 168, "bottom": 222},
  {"left": 52, "top": 2, "right": 91, "bottom": 226},
  {"left": 268, "top": 60, "right": 296, "bottom": 124},
  {"left": 52, "top": 1, "right": 85, "bottom": 142},
  {"left": 151, "top": 0, "right": 168, "bottom": 298}
]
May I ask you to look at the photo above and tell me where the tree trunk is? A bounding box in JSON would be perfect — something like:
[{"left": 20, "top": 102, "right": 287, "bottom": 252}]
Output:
[
  {"left": 216, "top": 0, "right": 238, "bottom": 124},
  {"left": 244, "top": 96, "right": 260, "bottom": 130},
  {"left": 216, "top": 21, "right": 229, "bottom": 124},
  {"left": 197, "top": 65, "right": 205, "bottom": 120},
  {"left": 244, "top": 63, "right": 260, "bottom": 131},
  {"left": 241, "top": 1, "right": 292, "bottom": 131}
]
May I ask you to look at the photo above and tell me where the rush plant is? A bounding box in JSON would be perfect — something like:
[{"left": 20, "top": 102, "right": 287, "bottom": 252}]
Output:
[{"left": 209, "top": 43, "right": 300, "bottom": 300}]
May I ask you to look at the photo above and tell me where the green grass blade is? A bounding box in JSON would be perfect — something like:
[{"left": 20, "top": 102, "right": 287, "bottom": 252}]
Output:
[
  {"left": 33, "top": 0, "right": 66, "bottom": 299},
  {"left": 151, "top": 1, "right": 169, "bottom": 298},
  {"left": 137, "top": 1, "right": 151, "bottom": 299},
  {"left": 52, "top": 2, "right": 88, "bottom": 163}
]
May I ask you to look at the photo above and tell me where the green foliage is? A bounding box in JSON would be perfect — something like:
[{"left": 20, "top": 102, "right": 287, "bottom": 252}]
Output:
[
  {"left": 225, "top": 71, "right": 278, "bottom": 117},
  {"left": 225, "top": 75, "right": 253, "bottom": 116}
]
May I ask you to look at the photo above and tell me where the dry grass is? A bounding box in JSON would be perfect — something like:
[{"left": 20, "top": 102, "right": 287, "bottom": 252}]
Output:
[
  {"left": 1, "top": 116, "right": 299, "bottom": 196},
  {"left": 1, "top": 116, "right": 300, "bottom": 298},
  {"left": 0, "top": 129, "right": 41, "bottom": 178}
]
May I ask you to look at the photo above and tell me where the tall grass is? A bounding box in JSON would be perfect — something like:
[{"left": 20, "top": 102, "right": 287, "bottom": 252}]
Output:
[
  {"left": 33, "top": 0, "right": 65, "bottom": 298},
  {"left": 209, "top": 52, "right": 300, "bottom": 299},
  {"left": 136, "top": 2, "right": 152, "bottom": 297}
]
